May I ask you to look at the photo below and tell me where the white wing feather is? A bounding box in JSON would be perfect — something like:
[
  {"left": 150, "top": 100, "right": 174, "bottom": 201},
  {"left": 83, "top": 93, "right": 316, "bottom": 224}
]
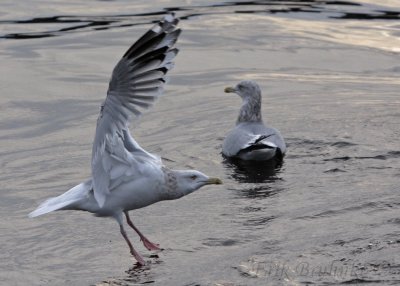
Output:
[{"left": 91, "top": 14, "right": 181, "bottom": 207}]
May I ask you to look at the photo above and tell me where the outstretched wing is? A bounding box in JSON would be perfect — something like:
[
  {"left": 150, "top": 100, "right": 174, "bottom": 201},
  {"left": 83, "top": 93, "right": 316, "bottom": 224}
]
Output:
[{"left": 91, "top": 14, "right": 181, "bottom": 207}]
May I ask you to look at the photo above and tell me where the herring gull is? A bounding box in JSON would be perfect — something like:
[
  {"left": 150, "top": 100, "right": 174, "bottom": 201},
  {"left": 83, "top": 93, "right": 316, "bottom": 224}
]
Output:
[
  {"left": 222, "top": 80, "right": 286, "bottom": 161},
  {"left": 29, "top": 14, "right": 222, "bottom": 266}
]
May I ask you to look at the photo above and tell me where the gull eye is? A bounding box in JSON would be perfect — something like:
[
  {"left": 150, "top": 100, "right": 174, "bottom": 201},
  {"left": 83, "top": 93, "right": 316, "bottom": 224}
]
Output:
[{"left": 190, "top": 175, "right": 197, "bottom": 180}]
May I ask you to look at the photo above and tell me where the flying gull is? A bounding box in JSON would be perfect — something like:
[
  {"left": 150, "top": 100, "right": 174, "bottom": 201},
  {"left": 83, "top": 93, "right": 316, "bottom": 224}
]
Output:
[
  {"left": 29, "top": 14, "right": 222, "bottom": 266},
  {"left": 222, "top": 80, "right": 286, "bottom": 161}
]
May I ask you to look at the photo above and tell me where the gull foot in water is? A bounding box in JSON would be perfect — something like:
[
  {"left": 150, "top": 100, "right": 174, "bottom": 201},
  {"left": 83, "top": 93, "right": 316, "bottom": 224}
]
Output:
[
  {"left": 131, "top": 250, "right": 146, "bottom": 266},
  {"left": 141, "top": 237, "right": 162, "bottom": 251}
]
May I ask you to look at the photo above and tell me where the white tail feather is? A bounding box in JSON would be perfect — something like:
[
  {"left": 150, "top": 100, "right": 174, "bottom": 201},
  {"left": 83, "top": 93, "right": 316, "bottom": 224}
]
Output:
[{"left": 29, "top": 179, "right": 92, "bottom": 218}]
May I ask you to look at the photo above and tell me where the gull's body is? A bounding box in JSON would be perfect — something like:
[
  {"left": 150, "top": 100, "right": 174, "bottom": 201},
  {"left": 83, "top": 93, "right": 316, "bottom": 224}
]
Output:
[
  {"left": 29, "top": 14, "right": 221, "bottom": 266},
  {"left": 222, "top": 81, "right": 286, "bottom": 161}
]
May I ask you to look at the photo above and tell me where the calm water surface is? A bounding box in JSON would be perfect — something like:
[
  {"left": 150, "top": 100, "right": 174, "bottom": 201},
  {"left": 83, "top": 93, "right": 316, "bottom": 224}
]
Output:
[{"left": 1, "top": 1, "right": 399, "bottom": 285}]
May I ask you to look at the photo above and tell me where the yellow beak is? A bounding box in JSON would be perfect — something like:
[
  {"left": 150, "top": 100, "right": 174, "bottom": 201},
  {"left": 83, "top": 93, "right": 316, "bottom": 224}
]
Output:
[
  {"left": 206, "top": 177, "right": 223, "bottom": 185},
  {"left": 224, "top": 86, "right": 236, "bottom": 93}
]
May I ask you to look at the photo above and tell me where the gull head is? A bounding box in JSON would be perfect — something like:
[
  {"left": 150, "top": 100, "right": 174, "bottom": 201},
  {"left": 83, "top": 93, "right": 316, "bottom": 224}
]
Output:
[
  {"left": 224, "top": 80, "right": 262, "bottom": 102},
  {"left": 174, "top": 170, "right": 222, "bottom": 196},
  {"left": 225, "top": 80, "right": 263, "bottom": 123}
]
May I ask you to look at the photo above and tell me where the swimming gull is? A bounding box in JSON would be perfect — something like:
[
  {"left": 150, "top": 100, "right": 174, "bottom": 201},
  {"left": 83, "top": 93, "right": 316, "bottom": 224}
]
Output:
[
  {"left": 222, "top": 80, "right": 286, "bottom": 161},
  {"left": 29, "top": 14, "right": 222, "bottom": 266}
]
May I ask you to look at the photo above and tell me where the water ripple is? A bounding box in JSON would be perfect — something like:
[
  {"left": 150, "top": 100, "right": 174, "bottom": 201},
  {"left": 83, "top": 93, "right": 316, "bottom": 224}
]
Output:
[{"left": 1, "top": 1, "right": 399, "bottom": 40}]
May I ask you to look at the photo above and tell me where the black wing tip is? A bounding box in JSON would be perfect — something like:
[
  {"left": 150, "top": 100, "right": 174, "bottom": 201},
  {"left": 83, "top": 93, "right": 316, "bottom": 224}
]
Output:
[
  {"left": 172, "top": 28, "right": 182, "bottom": 39},
  {"left": 122, "top": 15, "right": 180, "bottom": 59},
  {"left": 164, "top": 12, "right": 180, "bottom": 23},
  {"left": 158, "top": 13, "right": 179, "bottom": 32},
  {"left": 169, "top": 47, "right": 179, "bottom": 56}
]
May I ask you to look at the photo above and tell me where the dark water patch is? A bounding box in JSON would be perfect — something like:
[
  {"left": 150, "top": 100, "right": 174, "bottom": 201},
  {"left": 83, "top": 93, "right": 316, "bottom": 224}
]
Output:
[
  {"left": 110, "top": 267, "right": 155, "bottom": 286},
  {"left": 324, "top": 167, "right": 346, "bottom": 173},
  {"left": 382, "top": 201, "right": 400, "bottom": 208},
  {"left": 232, "top": 185, "right": 282, "bottom": 199},
  {"left": 359, "top": 155, "right": 387, "bottom": 160},
  {"left": 97, "top": 261, "right": 164, "bottom": 286},
  {"left": 326, "top": 1, "right": 360, "bottom": 5},
  {"left": 340, "top": 278, "right": 389, "bottom": 284},
  {"left": 333, "top": 10, "right": 400, "bottom": 20},
  {"left": 330, "top": 141, "right": 358, "bottom": 148},
  {"left": 366, "top": 166, "right": 393, "bottom": 170},
  {"left": 387, "top": 151, "right": 400, "bottom": 158},
  {"left": 243, "top": 215, "right": 276, "bottom": 227},
  {"left": 0, "top": 14, "right": 162, "bottom": 40},
  {"left": 202, "top": 238, "right": 239, "bottom": 247},
  {"left": 324, "top": 152, "right": 399, "bottom": 162},
  {"left": 1, "top": 16, "right": 114, "bottom": 39},
  {"left": 2, "top": 1, "right": 399, "bottom": 40},
  {"left": 3, "top": 33, "right": 58, "bottom": 40},
  {"left": 235, "top": 6, "right": 322, "bottom": 16},
  {"left": 387, "top": 218, "right": 400, "bottom": 225},
  {"left": 324, "top": 156, "right": 352, "bottom": 162},
  {"left": 242, "top": 206, "right": 263, "bottom": 213}
]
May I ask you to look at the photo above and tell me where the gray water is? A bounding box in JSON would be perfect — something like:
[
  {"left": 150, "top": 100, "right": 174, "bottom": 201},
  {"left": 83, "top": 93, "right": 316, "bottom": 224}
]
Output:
[{"left": 1, "top": 0, "right": 400, "bottom": 285}]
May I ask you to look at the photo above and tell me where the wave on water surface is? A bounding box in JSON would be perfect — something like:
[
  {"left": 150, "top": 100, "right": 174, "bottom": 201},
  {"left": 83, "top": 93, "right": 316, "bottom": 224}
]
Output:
[{"left": 1, "top": 0, "right": 399, "bottom": 40}]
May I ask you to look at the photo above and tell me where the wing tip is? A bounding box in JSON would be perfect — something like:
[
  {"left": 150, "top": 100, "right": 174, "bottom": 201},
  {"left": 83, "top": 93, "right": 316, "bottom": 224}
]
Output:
[
  {"left": 94, "top": 192, "right": 106, "bottom": 208},
  {"left": 152, "top": 13, "right": 179, "bottom": 33},
  {"left": 28, "top": 211, "right": 39, "bottom": 218},
  {"left": 164, "top": 13, "right": 176, "bottom": 23}
]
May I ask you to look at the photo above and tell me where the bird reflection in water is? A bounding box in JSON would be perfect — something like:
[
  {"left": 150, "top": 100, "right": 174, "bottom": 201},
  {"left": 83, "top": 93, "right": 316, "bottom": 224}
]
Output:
[
  {"left": 223, "top": 156, "right": 283, "bottom": 184},
  {"left": 98, "top": 257, "right": 160, "bottom": 285}
]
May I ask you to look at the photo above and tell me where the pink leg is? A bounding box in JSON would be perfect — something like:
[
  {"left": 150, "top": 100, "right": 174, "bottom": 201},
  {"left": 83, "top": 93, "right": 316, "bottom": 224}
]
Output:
[
  {"left": 124, "top": 211, "right": 161, "bottom": 251},
  {"left": 119, "top": 224, "right": 146, "bottom": 266}
]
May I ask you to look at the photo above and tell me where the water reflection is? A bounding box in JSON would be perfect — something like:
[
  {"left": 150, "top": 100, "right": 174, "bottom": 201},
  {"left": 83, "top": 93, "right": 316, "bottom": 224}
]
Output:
[
  {"left": 97, "top": 259, "right": 159, "bottom": 286},
  {"left": 223, "top": 156, "right": 282, "bottom": 183},
  {"left": 1, "top": 0, "right": 399, "bottom": 39},
  {"left": 235, "top": 185, "right": 283, "bottom": 199},
  {"left": 333, "top": 10, "right": 400, "bottom": 20}
]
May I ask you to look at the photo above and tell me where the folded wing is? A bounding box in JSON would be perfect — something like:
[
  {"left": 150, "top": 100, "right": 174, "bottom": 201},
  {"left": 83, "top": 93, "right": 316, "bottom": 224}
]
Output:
[
  {"left": 223, "top": 130, "right": 267, "bottom": 157},
  {"left": 222, "top": 123, "right": 286, "bottom": 159},
  {"left": 92, "top": 14, "right": 181, "bottom": 207}
]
